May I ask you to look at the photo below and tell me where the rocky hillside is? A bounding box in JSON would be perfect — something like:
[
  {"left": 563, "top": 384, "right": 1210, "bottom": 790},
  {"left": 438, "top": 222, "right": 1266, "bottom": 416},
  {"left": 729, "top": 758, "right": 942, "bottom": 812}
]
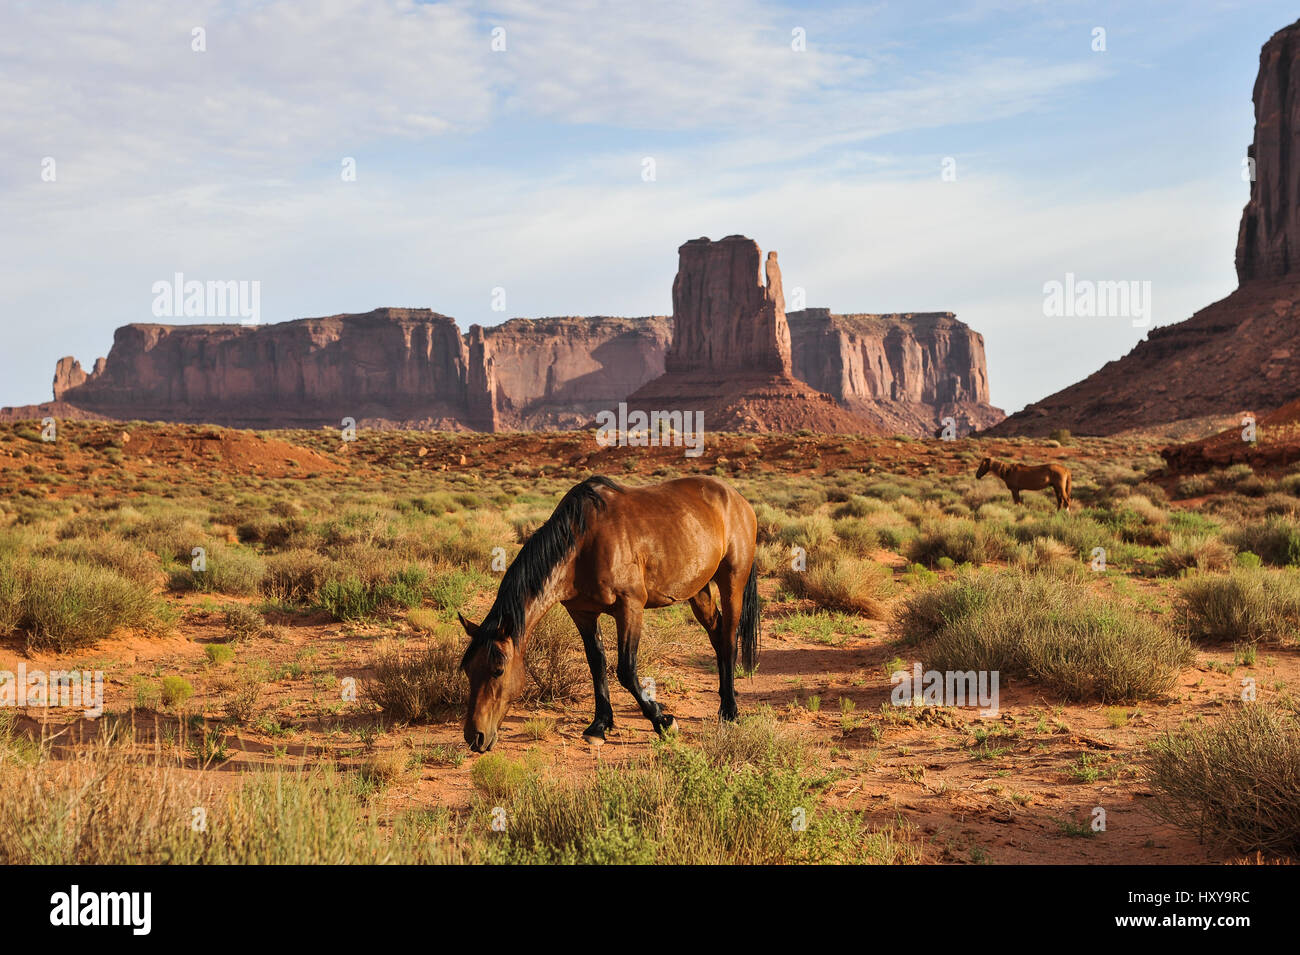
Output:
[
  {"left": 789, "top": 309, "right": 1000, "bottom": 435},
  {"left": 992, "top": 17, "right": 1300, "bottom": 437},
  {"left": 39, "top": 243, "right": 1002, "bottom": 435}
]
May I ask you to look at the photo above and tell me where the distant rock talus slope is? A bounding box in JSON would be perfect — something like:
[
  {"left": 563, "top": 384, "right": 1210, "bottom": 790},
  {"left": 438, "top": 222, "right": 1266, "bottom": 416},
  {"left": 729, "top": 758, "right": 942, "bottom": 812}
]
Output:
[{"left": 992, "top": 17, "right": 1300, "bottom": 437}]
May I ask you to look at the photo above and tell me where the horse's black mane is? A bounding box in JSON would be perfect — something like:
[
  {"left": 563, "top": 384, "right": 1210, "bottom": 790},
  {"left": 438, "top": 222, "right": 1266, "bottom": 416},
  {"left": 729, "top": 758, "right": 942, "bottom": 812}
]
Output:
[{"left": 469, "top": 475, "right": 622, "bottom": 651}]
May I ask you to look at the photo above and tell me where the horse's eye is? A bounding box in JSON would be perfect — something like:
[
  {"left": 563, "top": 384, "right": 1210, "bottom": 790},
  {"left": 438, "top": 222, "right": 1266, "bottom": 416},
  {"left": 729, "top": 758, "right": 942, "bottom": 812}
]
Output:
[{"left": 489, "top": 647, "right": 507, "bottom": 677}]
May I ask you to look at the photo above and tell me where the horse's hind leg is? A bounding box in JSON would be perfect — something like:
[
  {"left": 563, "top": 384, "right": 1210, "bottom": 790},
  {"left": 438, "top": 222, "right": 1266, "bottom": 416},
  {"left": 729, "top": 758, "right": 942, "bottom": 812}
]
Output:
[
  {"left": 566, "top": 606, "right": 614, "bottom": 743},
  {"left": 613, "top": 599, "right": 676, "bottom": 735},
  {"left": 690, "top": 581, "right": 739, "bottom": 722}
]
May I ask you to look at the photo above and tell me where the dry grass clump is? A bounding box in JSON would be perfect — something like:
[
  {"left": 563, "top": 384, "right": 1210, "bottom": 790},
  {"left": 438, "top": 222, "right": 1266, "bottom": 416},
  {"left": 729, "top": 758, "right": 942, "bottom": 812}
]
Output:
[
  {"left": 1226, "top": 516, "right": 1300, "bottom": 567},
  {"left": 899, "top": 570, "right": 1192, "bottom": 702},
  {"left": 1159, "top": 534, "right": 1235, "bottom": 577},
  {"left": 366, "top": 635, "right": 466, "bottom": 722},
  {"left": 522, "top": 607, "right": 587, "bottom": 703},
  {"left": 1177, "top": 567, "right": 1300, "bottom": 646},
  {"left": 780, "top": 546, "right": 892, "bottom": 617},
  {"left": 1146, "top": 705, "right": 1300, "bottom": 856},
  {"left": 907, "top": 517, "right": 1012, "bottom": 567},
  {"left": 0, "top": 556, "right": 170, "bottom": 651}
]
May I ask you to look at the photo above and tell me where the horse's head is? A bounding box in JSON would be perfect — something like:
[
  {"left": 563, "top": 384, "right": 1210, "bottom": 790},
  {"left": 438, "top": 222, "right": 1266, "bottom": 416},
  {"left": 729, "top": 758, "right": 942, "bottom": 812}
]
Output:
[
  {"left": 458, "top": 613, "right": 527, "bottom": 752},
  {"left": 976, "top": 457, "right": 991, "bottom": 479}
]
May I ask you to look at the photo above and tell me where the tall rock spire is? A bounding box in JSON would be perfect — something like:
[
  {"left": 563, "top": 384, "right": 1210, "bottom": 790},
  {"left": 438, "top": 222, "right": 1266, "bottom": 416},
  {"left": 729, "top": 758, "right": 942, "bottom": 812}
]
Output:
[{"left": 1237, "top": 19, "right": 1300, "bottom": 283}]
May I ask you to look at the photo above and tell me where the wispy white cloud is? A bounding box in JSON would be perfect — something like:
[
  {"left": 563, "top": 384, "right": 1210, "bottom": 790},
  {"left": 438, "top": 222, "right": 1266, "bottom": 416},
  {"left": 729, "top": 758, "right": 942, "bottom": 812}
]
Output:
[{"left": 0, "top": 0, "right": 1265, "bottom": 413}]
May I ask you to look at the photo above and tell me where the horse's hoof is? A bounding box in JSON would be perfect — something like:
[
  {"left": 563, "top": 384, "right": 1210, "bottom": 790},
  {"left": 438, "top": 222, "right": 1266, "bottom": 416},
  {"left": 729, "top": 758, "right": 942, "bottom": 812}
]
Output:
[
  {"left": 582, "top": 734, "right": 605, "bottom": 747},
  {"left": 582, "top": 721, "right": 608, "bottom": 745},
  {"left": 657, "top": 717, "right": 679, "bottom": 736}
]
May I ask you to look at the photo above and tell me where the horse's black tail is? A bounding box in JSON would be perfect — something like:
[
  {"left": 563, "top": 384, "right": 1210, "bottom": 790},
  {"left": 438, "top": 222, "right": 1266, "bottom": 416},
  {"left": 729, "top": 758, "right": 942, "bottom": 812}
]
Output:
[{"left": 738, "top": 559, "right": 761, "bottom": 676}]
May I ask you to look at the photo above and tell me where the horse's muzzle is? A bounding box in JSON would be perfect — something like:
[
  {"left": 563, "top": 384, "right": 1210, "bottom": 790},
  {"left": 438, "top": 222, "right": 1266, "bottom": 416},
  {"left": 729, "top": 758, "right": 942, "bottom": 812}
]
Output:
[{"left": 466, "top": 729, "right": 495, "bottom": 752}]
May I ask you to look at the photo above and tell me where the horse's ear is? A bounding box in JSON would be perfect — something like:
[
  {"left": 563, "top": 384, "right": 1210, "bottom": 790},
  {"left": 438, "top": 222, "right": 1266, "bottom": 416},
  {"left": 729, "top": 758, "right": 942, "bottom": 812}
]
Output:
[{"left": 457, "top": 613, "right": 480, "bottom": 639}]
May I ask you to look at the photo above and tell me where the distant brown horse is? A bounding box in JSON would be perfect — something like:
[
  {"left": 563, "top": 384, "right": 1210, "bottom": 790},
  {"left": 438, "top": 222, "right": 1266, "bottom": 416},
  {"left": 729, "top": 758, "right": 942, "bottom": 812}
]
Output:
[
  {"left": 458, "top": 475, "right": 760, "bottom": 752},
  {"left": 976, "top": 457, "right": 1072, "bottom": 511}
]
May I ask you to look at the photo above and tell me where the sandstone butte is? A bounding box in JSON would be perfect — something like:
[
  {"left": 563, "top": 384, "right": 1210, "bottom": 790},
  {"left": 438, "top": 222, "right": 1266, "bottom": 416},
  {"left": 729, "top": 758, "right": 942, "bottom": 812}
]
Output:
[
  {"left": 992, "top": 17, "right": 1300, "bottom": 438},
  {"left": 11, "top": 237, "right": 1003, "bottom": 436}
]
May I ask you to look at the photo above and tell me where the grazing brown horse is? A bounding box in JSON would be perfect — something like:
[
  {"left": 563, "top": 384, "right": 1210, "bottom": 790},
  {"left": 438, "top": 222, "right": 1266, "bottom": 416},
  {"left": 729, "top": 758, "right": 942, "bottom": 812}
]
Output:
[
  {"left": 458, "top": 475, "right": 760, "bottom": 752},
  {"left": 976, "top": 456, "right": 1072, "bottom": 511}
]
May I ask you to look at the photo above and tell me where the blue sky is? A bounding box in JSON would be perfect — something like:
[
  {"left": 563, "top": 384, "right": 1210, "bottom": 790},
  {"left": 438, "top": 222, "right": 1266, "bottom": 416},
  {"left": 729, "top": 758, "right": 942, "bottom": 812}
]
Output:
[{"left": 1, "top": 0, "right": 1293, "bottom": 414}]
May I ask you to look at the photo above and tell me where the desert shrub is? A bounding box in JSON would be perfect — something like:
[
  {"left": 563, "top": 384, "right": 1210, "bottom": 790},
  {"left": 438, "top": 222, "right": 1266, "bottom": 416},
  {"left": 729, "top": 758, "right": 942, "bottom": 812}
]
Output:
[
  {"left": 832, "top": 517, "right": 879, "bottom": 557},
  {"left": 754, "top": 540, "right": 785, "bottom": 576},
  {"left": 415, "top": 511, "right": 512, "bottom": 566},
  {"left": 864, "top": 482, "right": 907, "bottom": 502},
  {"left": 263, "top": 549, "right": 337, "bottom": 604},
  {"left": 1146, "top": 705, "right": 1300, "bottom": 856},
  {"left": 0, "top": 730, "right": 460, "bottom": 863},
  {"left": 476, "top": 713, "right": 916, "bottom": 865},
  {"left": 426, "top": 568, "right": 479, "bottom": 617},
  {"left": 470, "top": 751, "right": 541, "bottom": 800},
  {"left": 0, "top": 558, "right": 24, "bottom": 634},
  {"left": 170, "top": 542, "right": 266, "bottom": 596},
  {"left": 1159, "top": 534, "right": 1235, "bottom": 577},
  {"left": 223, "top": 675, "right": 264, "bottom": 722},
  {"left": 780, "top": 547, "right": 891, "bottom": 616},
  {"left": 1226, "top": 517, "right": 1300, "bottom": 567},
  {"left": 4, "top": 557, "right": 169, "bottom": 651},
  {"left": 907, "top": 517, "right": 1011, "bottom": 567},
  {"left": 1177, "top": 567, "right": 1300, "bottom": 646},
  {"left": 1012, "top": 536, "right": 1080, "bottom": 576},
  {"left": 204, "top": 644, "right": 235, "bottom": 666},
  {"left": 832, "top": 496, "right": 876, "bottom": 519},
  {"left": 1094, "top": 498, "right": 1171, "bottom": 547},
  {"left": 1234, "top": 474, "right": 1272, "bottom": 498},
  {"left": 696, "top": 709, "right": 806, "bottom": 770},
  {"left": 1131, "top": 481, "right": 1169, "bottom": 505},
  {"left": 1174, "top": 475, "right": 1213, "bottom": 499},
  {"left": 160, "top": 676, "right": 193, "bottom": 708},
  {"left": 1010, "top": 512, "right": 1118, "bottom": 561},
  {"left": 223, "top": 603, "right": 267, "bottom": 641},
  {"left": 51, "top": 537, "right": 160, "bottom": 586},
  {"left": 366, "top": 636, "right": 466, "bottom": 722},
  {"left": 127, "top": 513, "right": 207, "bottom": 564},
  {"left": 776, "top": 513, "right": 837, "bottom": 550},
  {"left": 522, "top": 608, "right": 586, "bottom": 703},
  {"left": 317, "top": 567, "right": 425, "bottom": 621},
  {"left": 1261, "top": 492, "right": 1300, "bottom": 516},
  {"left": 751, "top": 502, "right": 785, "bottom": 544},
  {"left": 898, "top": 571, "right": 1192, "bottom": 702}
]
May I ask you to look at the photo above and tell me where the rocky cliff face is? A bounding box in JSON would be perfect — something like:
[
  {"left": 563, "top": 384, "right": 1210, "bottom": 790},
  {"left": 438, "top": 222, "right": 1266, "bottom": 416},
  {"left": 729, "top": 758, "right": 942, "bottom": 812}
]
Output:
[
  {"left": 483, "top": 315, "right": 670, "bottom": 428},
  {"left": 56, "top": 309, "right": 475, "bottom": 429},
  {"left": 988, "top": 278, "right": 1300, "bottom": 436},
  {"left": 665, "top": 237, "right": 792, "bottom": 375},
  {"left": 53, "top": 308, "right": 674, "bottom": 432},
  {"left": 789, "top": 309, "right": 1001, "bottom": 434},
  {"left": 48, "top": 241, "right": 1000, "bottom": 436},
  {"left": 1237, "top": 21, "right": 1300, "bottom": 283},
  {"left": 992, "top": 18, "right": 1300, "bottom": 438},
  {"left": 627, "top": 236, "right": 874, "bottom": 433}
]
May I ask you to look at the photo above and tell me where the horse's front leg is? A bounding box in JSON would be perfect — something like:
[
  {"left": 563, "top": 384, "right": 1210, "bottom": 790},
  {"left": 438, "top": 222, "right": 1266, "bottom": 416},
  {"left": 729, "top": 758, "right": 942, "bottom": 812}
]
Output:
[
  {"left": 1011, "top": 487, "right": 1022, "bottom": 505},
  {"left": 613, "top": 600, "right": 676, "bottom": 735},
  {"left": 566, "top": 606, "right": 614, "bottom": 743}
]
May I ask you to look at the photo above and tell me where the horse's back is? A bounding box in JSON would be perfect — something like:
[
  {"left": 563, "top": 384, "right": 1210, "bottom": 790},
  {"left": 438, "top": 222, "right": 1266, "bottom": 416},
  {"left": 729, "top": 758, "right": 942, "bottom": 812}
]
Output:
[
  {"left": 577, "top": 476, "right": 755, "bottom": 606},
  {"left": 604, "top": 476, "right": 750, "bottom": 525}
]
